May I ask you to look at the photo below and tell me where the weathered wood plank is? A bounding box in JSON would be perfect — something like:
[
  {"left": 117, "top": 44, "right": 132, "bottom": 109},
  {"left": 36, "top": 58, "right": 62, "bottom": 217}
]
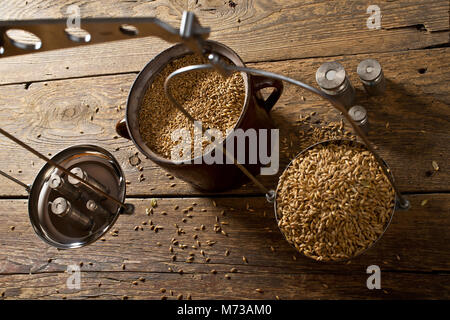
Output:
[
  {"left": 0, "top": 0, "right": 185, "bottom": 21},
  {"left": 0, "top": 194, "right": 449, "bottom": 277},
  {"left": 0, "top": 48, "right": 448, "bottom": 196},
  {"left": 0, "top": 194, "right": 449, "bottom": 299},
  {"left": 0, "top": 0, "right": 448, "bottom": 84},
  {"left": 1, "top": 271, "right": 448, "bottom": 300},
  {"left": 1, "top": 0, "right": 448, "bottom": 32}
]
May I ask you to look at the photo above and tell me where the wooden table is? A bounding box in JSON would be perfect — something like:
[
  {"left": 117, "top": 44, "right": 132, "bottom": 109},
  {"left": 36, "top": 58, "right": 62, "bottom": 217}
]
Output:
[{"left": 0, "top": 0, "right": 448, "bottom": 300}]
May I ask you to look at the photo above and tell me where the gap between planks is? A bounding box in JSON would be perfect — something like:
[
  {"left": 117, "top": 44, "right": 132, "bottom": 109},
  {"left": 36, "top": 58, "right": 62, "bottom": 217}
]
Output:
[
  {"left": 2, "top": 268, "right": 450, "bottom": 277},
  {"left": 2, "top": 190, "right": 450, "bottom": 201}
]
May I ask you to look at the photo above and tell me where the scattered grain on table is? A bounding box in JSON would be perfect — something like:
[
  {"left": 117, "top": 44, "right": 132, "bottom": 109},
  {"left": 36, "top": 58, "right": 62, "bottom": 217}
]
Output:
[{"left": 432, "top": 160, "right": 439, "bottom": 171}]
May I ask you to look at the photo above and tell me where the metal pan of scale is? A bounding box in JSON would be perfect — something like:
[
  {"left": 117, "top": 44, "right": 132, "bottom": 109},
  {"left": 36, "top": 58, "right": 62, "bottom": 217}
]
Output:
[
  {"left": 274, "top": 139, "right": 397, "bottom": 263},
  {"left": 28, "top": 145, "right": 126, "bottom": 249}
]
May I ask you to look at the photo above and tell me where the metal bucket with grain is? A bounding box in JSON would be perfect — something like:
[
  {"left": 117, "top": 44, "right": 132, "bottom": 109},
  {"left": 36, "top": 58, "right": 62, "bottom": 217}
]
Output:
[{"left": 116, "top": 40, "right": 283, "bottom": 191}]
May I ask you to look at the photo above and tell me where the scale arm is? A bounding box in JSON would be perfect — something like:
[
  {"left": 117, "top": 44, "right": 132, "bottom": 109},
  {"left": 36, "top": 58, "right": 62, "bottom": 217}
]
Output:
[{"left": 0, "top": 11, "right": 209, "bottom": 58}]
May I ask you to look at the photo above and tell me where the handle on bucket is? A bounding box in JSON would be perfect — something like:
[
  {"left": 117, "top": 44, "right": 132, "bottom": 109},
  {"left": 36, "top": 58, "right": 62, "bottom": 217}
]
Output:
[
  {"left": 252, "top": 75, "right": 284, "bottom": 112},
  {"left": 116, "top": 118, "right": 131, "bottom": 140}
]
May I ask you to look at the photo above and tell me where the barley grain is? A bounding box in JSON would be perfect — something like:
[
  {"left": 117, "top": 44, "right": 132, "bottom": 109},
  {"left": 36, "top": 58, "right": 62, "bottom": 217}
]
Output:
[
  {"left": 138, "top": 54, "right": 245, "bottom": 159},
  {"left": 276, "top": 141, "right": 395, "bottom": 261}
]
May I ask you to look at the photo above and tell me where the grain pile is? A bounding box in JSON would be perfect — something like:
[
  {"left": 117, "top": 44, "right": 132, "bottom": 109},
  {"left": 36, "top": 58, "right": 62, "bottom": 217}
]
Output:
[
  {"left": 276, "top": 141, "right": 395, "bottom": 261},
  {"left": 139, "top": 54, "right": 245, "bottom": 159}
]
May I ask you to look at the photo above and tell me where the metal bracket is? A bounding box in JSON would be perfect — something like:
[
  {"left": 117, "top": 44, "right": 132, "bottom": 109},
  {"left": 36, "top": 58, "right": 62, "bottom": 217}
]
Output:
[{"left": 0, "top": 11, "right": 210, "bottom": 58}]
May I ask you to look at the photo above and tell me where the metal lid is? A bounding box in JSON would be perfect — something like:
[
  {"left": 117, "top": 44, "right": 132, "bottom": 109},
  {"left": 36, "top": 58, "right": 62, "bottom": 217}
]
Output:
[
  {"left": 357, "top": 59, "right": 382, "bottom": 82},
  {"left": 315, "top": 61, "right": 347, "bottom": 90},
  {"left": 348, "top": 105, "right": 367, "bottom": 122},
  {"left": 28, "top": 145, "right": 126, "bottom": 249}
]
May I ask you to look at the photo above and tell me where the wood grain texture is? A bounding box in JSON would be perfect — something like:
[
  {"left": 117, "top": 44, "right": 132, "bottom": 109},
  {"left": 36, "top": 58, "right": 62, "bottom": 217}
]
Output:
[
  {"left": 0, "top": 195, "right": 449, "bottom": 273},
  {"left": 0, "top": 48, "right": 448, "bottom": 197},
  {"left": 1, "top": 272, "right": 448, "bottom": 300},
  {"left": 0, "top": 194, "right": 449, "bottom": 299},
  {"left": 0, "top": 0, "right": 448, "bottom": 85},
  {"left": 0, "top": 0, "right": 448, "bottom": 302}
]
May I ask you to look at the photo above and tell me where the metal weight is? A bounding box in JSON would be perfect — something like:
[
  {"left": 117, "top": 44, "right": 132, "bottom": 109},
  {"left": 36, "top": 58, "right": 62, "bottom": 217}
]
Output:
[
  {"left": 48, "top": 172, "right": 83, "bottom": 200},
  {"left": 315, "top": 61, "right": 355, "bottom": 109},
  {"left": 86, "top": 199, "right": 112, "bottom": 219},
  {"left": 348, "top": 105, "right": 370, "bottom": 134},
  {"left": 357, "top": 59, "right": 386, "bottom": 96},
  {"left": 50, "top": 197, "right": 94, "bottom": 231}
]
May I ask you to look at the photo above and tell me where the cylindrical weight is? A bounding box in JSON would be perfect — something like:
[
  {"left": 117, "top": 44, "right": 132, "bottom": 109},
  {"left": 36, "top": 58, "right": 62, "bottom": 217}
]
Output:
[
  {"left": 68, "top": 167, "right": 110, "bottom": 194},
  {"left": 316, "top": 61, "right": 355, "bottom": 109},
  {"left": 50, "top": 197, "right": 93, "bottom": 230},
  {"left": 48, "top": 172, "right": 82, "bottom": 200},
  {"left": 348, "top": 105, "right": 369, "bottom": 134},
  {"left": 357, "top": 59, "right": 385, "bottom": 96},
  {"left": 86, "top": 199, "right": 111, "bottom": 218}
]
